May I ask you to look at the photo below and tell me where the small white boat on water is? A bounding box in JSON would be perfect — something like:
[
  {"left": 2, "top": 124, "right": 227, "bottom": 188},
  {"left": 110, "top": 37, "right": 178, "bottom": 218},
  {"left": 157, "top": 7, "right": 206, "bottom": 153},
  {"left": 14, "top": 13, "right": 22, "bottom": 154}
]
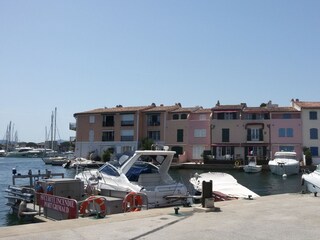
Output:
[
  {"left": 243, "top": 156, "right": 262, "bottom": 173},
  {"left": 75, "top": 146, "right": 191, "bottom": 208},
  {"left": 63, "top": 157, "right": 105, "bottom": 169},
  {"left": 301, "top": 164, "right": 320, "bottom": 196},
  {"left": 268, "top": 151, "right": 300, "bottom": 176},
  {"left": 189, "top": 172, "right": 260, "bottom": 200}
]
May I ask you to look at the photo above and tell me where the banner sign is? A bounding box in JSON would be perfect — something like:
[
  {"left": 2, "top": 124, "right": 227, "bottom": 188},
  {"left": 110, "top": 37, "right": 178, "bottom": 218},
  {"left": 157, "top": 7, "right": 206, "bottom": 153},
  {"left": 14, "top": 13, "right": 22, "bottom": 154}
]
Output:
[{"left": 39, "top": 193, "right": 78, "bottom": 219}]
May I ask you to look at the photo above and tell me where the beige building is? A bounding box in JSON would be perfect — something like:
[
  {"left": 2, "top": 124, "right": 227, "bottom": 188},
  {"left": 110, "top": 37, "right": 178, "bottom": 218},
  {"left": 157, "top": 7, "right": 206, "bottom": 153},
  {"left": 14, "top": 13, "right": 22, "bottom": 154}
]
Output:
[
  {"left": 292, "top": 99, "right": 320, "bottom": 164},
  {"left": 73, "top": 105, "right": 153, "bottom": 157}
]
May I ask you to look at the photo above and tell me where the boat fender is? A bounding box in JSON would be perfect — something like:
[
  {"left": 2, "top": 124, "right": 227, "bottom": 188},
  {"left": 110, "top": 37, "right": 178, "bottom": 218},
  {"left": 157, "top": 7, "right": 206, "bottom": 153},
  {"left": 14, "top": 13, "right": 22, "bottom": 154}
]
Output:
[
  {"left": 122, "top": 192, "right": 143, "bottom": 212},
  {"left": 80, "top": 196, "right": 106, "bottom": 217},
  {"left": 35, "top": 182, "right": 44, "bottom": 204},
  {"left": 35, "top": 182, "right": 44, "bottom": 193},
  {"left": 46, "top": 184, "right": 53, "bottom": 195},
  {"left": 18, "top": 200, "right": 27, "bottom": 219}
]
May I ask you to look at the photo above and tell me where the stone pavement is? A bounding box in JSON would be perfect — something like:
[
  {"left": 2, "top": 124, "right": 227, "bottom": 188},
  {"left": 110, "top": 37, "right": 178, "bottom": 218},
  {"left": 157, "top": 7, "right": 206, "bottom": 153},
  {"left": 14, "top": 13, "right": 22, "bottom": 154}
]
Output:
[{"left": 0, "top": 193, "right": 319, "bottom": 240}]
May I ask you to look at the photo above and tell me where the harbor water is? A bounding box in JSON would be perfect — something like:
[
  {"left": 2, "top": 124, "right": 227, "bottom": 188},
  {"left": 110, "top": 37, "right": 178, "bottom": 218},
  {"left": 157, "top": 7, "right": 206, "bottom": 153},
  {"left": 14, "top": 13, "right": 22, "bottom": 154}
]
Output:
[{"left": 0, "top": 157, "right": 304, "bottom": 227}]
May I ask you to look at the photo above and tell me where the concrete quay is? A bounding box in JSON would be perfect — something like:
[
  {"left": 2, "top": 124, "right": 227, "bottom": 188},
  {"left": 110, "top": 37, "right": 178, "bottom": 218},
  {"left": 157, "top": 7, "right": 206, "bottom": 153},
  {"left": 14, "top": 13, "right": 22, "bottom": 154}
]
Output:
[{"left": 0, "top": 193, "right": 319, "bottom": 240}]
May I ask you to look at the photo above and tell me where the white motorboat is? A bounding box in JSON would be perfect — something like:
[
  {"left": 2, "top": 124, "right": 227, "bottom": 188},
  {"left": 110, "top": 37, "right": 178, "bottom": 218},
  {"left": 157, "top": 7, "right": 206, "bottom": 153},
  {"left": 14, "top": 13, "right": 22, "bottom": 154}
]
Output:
[
  {"left": 0, "top": 150, "right": 6, "bottom": 157},
  {"left": 64, "top": 157, "right": 105, "bottom": 169},
  {"left": 189, "top": 172, "right": 259, "bottom": 200},
  {"left": 268, "top": 151, "right": 300, "bottom": 176},
  {"left": 301, "top": 164, "right": 320, "bottom": 196},
  {"left": 243, "top": 156, "right": 262, "bottom": 173},
  {"left": 75, "top": 147, "right": 190, "bottom": 208}
]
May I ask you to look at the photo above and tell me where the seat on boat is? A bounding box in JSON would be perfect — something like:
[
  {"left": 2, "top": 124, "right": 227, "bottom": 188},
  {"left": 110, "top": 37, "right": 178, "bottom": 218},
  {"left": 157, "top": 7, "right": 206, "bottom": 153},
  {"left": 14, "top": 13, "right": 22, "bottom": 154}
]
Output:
[{"left": 137, "top": 173, "right": 162, "bottom": 186}]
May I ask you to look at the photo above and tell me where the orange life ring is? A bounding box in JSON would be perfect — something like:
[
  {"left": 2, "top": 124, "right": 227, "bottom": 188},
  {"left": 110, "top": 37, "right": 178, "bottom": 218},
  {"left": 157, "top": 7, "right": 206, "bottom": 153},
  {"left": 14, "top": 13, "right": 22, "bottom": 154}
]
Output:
[
  {"left": 80, "top": 196, "right": 106, "bottom": 217},
  {"left": 122, "top": 192, "right": 143, "bottom": 212}
]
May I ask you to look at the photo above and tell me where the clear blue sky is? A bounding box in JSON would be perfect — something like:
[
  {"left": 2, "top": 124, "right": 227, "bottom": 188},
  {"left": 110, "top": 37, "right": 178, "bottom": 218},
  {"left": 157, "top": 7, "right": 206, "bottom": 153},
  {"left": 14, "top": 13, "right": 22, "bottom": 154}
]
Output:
[{"left": 1, "top": 0, "right": 320, "bottom": 143}]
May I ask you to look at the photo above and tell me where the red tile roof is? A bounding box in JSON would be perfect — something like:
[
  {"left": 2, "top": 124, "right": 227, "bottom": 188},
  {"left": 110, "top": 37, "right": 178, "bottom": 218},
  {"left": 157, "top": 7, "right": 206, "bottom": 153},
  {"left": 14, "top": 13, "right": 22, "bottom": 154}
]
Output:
[
  {"left": 74, "top": 106, "right": 153, "bottom": 116},
  {"left": 293, "top": 101, "right": 320, "bottom": 109}
]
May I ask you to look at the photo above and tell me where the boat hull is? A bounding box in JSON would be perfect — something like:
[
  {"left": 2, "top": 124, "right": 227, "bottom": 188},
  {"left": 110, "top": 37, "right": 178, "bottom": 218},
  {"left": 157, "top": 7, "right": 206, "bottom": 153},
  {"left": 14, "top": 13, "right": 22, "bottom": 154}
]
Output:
[
  {"left": 268, "top": 162, "right": 299, "bottom": 176},
  {"left": 302, "top": 171, "right": 320, "bottom": 195},
  {"left": 243, "top": 165, "right": 262, "bottom": 173},
  {"left": 189, "top": 172, "right": 259, "bottom": 199}
]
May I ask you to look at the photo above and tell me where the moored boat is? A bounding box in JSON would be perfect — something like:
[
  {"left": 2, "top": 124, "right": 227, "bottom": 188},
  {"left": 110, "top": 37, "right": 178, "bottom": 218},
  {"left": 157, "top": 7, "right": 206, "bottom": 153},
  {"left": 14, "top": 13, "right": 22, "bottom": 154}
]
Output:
[
  {"left": 268, "top": 151, "right": 300, "bottom": 176},
  {"left": 243, "top": 156, "right": 262, "bottom": 173},
  {"left": 75, "top": 146, "right": 191, "bottom": 208},
  {"left": 301, "top": 164, "right": 320, "bottom": 196},
  {"left": 189, "top": 172, "right": 260, "bottom": 200}
]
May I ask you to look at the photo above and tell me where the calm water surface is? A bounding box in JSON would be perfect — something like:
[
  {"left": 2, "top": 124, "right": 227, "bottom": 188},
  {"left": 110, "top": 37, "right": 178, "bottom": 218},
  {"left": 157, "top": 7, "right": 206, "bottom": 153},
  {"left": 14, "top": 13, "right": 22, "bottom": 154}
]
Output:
[{"left": 0, "top": 157, "right": 303, "bottom": 227}]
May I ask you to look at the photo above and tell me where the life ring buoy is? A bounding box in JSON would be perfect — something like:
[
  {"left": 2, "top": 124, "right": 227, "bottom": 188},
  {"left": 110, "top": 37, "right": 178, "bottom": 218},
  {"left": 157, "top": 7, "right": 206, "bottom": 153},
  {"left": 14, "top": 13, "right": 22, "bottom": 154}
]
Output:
[
  {"left": 80, "top": 196, "right": 106, "bottom": 217},
  {"left": 234, "top": 161, "right": 240, "bottom": 167},
  {"left": 122, "top": 192, "right": 143, "bottom": 212}
]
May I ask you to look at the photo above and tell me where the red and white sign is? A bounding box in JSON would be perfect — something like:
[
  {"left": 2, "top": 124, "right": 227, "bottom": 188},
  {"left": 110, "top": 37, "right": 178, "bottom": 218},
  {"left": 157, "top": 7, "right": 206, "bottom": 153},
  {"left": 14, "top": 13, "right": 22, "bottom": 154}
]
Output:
[{"left": 39, "top": 193, "right": 78, "bottom": 219}]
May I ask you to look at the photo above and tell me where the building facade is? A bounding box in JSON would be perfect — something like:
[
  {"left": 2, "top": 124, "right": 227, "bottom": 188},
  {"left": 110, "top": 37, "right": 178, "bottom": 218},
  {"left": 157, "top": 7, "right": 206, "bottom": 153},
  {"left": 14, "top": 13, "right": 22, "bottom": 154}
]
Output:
[{"left": 71, "top": 100, "right": 319, "bottom": 164}]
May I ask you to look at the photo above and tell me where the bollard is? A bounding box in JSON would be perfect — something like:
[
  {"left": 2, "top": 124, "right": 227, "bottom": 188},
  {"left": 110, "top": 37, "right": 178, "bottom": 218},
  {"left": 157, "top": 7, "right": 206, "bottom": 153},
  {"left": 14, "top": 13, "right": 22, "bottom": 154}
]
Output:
[
  {"left": 174, "top": 207, "right": 180, "bottom": 215},
  {"left": 202, "top": 180, "right": 212, "bottom": 208}
]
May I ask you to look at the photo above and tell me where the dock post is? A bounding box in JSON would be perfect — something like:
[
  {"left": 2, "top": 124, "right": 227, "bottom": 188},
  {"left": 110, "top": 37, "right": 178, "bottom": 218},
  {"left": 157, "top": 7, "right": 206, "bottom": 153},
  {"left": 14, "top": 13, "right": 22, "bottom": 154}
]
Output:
[{"left": 202, "top": 180, "right": 212, "bottom": 208}]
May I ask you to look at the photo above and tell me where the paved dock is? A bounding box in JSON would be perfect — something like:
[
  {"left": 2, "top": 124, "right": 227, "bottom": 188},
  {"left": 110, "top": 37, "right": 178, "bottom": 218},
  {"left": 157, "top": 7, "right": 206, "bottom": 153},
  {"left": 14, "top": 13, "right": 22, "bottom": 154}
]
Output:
[{"left": 0, "top": 193, "right": 319, "bottom": 240}]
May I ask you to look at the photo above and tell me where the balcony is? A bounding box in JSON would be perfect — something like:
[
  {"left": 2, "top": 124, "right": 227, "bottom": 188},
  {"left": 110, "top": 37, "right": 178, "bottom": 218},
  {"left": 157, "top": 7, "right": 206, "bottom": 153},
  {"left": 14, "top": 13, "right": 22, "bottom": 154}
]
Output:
[
  {"left": 69, "top": 123, "right": 76, "bottom": 131},
  {"left": 121, "top": 120, "right": 134, "bottom": 126}
]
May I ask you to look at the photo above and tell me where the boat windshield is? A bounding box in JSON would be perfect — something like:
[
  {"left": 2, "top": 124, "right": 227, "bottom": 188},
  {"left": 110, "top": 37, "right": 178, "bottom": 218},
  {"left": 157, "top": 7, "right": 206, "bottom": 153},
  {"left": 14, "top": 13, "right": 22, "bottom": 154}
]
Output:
[
  {"left": 276, "top": 155, "right": 297, "bottom": 160},
  {"left": 99, "top": 163, "right": 120, "bottom": 177},
  {"left": 126, "top": 161, "right": 159, "bottom": 181}
]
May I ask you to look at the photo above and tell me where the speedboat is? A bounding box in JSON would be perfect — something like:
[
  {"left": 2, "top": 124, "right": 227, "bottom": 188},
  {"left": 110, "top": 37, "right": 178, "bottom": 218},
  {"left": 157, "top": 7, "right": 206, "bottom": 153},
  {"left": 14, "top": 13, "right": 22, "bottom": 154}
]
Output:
[
  {"left": 243, "top": 156, "right": 262, "bottom": 173},
  {"left": 268, "top": 151, "right": 300, "bottom": 176},
  {"left": 75, "top": 148, "right": 190, "bottom": 208},
  {"left": 64, "top": 157, "right": 105, "bottom": 169},
  {"left": 301, "top": 164, "right": 320, "bottom": 196},
  {"left": 189, "top": 172, "right": 259, "bottom": 200}
]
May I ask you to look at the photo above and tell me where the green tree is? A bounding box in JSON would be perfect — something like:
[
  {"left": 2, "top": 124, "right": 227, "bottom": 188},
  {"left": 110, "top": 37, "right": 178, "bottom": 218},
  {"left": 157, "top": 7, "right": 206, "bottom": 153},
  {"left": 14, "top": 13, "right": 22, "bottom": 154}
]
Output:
[
  {"left": 140, "top": 137, "right": 154, "bottom": 150},
  {"left": 303, "top": 147, "right": 313, "bottom": 166},
  {"left": 102, "top": 149, "right": 113, "bottom": 162}
]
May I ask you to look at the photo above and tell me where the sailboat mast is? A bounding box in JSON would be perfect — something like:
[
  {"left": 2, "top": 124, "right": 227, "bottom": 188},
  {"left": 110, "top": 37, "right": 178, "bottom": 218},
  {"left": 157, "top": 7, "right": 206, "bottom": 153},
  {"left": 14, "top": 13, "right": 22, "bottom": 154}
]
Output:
[
  {"left": 54, "top": 107, "right": 57, "bottom": 145},
  {"left": 51, "top": 111, "right": 54, "bottom": 150}
]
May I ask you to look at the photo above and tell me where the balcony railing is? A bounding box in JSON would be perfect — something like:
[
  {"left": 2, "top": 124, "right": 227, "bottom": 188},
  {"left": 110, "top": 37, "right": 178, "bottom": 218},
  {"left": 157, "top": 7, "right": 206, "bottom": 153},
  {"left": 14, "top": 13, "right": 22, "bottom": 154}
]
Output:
[
  {"left": 121, "top": 136, "right": 134, "bottom": 141},
  {"left": 69, "top": 123, "right": 76, "bottom": 131},
  {"left": 121, "top": 120, "right": 134, "bottom": 126}
]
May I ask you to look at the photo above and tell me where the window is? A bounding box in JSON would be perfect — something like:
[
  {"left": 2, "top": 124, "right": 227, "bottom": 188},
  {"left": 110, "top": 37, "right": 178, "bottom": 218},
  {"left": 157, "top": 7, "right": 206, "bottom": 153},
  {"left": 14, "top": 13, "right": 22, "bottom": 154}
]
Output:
[
  {"left": 283, "top": 114, "right": 291, "bottom": 119},
  {"left": 102, "top": 131, "right": 114, "bottom": 141},
  {"left": 89, "top": 115, "right": 95, "bottom": 123},
  {"left": 121, "top": 130, "right": 134, "bottom": 141},
  {"left": 172, "top": 114, "right": 179, "bottom": 120},
  {"left": 279, "top": 128, "right": 286, "bottom": 137},
  {"left": 148, "top": 131, "right": 160, "bottom": 141},
  {"left": 251, "top": 128, "right": 261, "bottom": 141},
  {"left": 192, "top": 145, "right": 205, "bottom": 159},
  {"left": 225, "top": 112, "right": 235, "bottom": 120},
  {"left": 279, "top": 146, "right": 295, "bottom": 152},
  {"left": 177, "top": 129, "right": 184, "bottom": 142},
  {"left": 310, "top": 111, "right": 317, "bottom": 120},
  {"left": 287, "top": 128, "right": 293, "bottom": 137},
  {"left": 199, "top": 114, "right": 206, "bottom": 120},
  {"left": 310, "top": 147, "right": 319, "bottom": 157},
  {"left": 147, "top": 114, "right": 160, "bottom": 126},
  {"left": 89, "top": 130, "right": 94, "bottom": 142},
  {"left": 121, "top": 114, "right": 134, "bottom": 126},
  {"left": 194, "top": 129, "right": 206, "bottom": 138},
  {"left": 217, "top": 112, "right": 236, "bottom": 120},
  {"left": 247, "top": 128, "right": 263, "bottom": 141},
  {"left": 222, "top": 129, "right": 229, "bottom": 142},
  {"left": 310, "top": 128, "right": 318, "bottom": 139},
  {"left": 181, "top": 114, "right": 188, "bottom": 119},
  {"left": 279, "top": 128, "right": 294, "bottom": 137},
  {"left": 103, "top": 115, "right": 114, "bottom": 127}
]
